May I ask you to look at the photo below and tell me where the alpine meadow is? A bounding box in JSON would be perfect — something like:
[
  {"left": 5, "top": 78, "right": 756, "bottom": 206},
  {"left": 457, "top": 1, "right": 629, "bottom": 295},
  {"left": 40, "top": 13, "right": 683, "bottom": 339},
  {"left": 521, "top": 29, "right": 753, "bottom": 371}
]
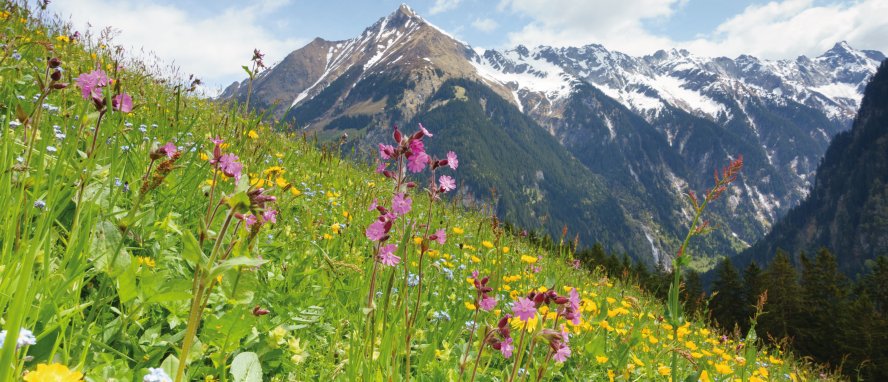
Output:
[{"left": 2, "top": 1, "right": 887, "bottom": 382}]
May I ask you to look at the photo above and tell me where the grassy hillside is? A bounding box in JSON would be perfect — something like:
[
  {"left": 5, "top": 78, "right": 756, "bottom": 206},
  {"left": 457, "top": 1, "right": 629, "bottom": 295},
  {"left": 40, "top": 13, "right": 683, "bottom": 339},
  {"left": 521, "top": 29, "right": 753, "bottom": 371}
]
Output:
[{"left": 0, "top": 4, "right": 832, "bottom": 381}]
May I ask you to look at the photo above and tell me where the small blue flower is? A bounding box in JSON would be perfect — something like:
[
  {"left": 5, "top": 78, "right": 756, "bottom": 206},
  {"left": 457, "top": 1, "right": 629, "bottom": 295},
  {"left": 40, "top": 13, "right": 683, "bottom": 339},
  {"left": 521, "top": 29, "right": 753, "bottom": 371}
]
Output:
[
  {"left": 11, "top": 51, "right": 22, "bottom": 60},
  {"left": 9, "top": 120, "right": 21, "bottom": 128},
  {"left": 0, "top": 328, "right": 37, "bottom": 349},
  {"left": 34, "top": 200, "right": 46, "bottom": 210},
  {"left": 46, "top": 146, "right": 57, "bottom": 153},
  {"left": 121, "top": 145, "right": 131, "bottom": 152},
  {"left": 407, "top": 273, "right": 420, "bottom": 287}
]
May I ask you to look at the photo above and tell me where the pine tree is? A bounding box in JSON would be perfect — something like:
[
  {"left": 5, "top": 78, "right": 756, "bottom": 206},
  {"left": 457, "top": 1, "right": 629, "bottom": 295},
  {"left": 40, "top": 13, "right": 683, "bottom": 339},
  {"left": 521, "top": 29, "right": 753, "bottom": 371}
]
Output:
[
  {"left": 682, "top": 269, "right": 704, "bottom": 318},
  {"left": 798, "top": 248, "right": 849, "bottom": 365},
  {"left": 759, "top": 249, "right": 802, "bottom": 341},
  {"left": 742, "top": 261, "right": 764, "bottom": 332},
  {"left": 709, "top": 257, "right": 745, "bottom": 331}
]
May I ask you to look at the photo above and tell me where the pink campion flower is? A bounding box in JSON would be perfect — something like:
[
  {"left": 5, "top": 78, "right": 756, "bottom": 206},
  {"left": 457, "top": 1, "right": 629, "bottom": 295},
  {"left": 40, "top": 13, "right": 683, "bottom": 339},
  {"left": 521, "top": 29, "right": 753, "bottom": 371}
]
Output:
[
  {"left": 378, "top": 143, "right": 395, "bottom": 159},
  {"left": 112, "top": 93, "right": 133, "bottom": 113},
  {"left": 75, "top": 69, "right": 109, "bottom": 101},
  {"left": 499, "top": 337, "right": 514, "bottom": 358},
  {"left": 366, "top": 220, "right": 387, "bottom": 241},
  {"left": 160, "top": 142, "right": 178, "bottom": 158},
  {"left": 418, "top": 123, "right": 433, "bottom": 137},
  {"left": 243, "top": 214, "right": 258, "bottom": 227},
  {"left": 407, "top": 151, "right": 429, "bottom": 173},
  {"left": 513, "top": 297, "right": 537, "bottom": 322},
  {"left": 569, "top": 288, "right": 580, "bottom": 311},
  {"left": 572, "top": 259, "right": 581, "bottom": 270},
  {"left": 368, "top": 198, "right": 378, "bottom": 211},
  {"left": 446, "top": 151, "right": 458, "bottom": 169},
  {"left": 262, "top": 210, "right": 278, "bottom": 224},
  {"left": 378, "top": 244, "right": 400, "bottom": 266},
  {"left": 479, "top": 296, "right": 497, "bottom": 311},
  {"left": 375, "top": 161, "right": 387, "bottom": 174},
  {"left": 391, "top": 193, "right": 412, "bottom": 216},
  {"left": 433, "top": 228, "right": 446, "bottom": 244},
  {"left": 218, "top": 153, "right": 243, "bottom": 181},
  {"left": 409, "top": 139, "right": 425, "bottom": 154},
  {"left": 439, "top": 175, "right": 455, "bottom": 192},
  {"left": 553, "top": 345, "right": 572, "bottom": 363}
]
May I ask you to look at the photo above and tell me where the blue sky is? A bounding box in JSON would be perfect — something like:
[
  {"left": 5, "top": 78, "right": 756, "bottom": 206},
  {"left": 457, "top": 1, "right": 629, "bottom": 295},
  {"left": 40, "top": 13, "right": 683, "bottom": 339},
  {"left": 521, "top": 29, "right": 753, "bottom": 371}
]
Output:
[{"left": 50, "top": 0, "right": 888, "bottom": 91}]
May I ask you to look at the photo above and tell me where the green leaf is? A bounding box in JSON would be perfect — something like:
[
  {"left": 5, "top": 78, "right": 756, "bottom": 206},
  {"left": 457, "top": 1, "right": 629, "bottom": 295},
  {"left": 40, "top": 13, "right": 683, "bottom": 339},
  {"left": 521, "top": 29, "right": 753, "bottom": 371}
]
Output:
[
  {"left": 181, "top": 230, "right": 205, "bottom": 267},
  {"left": 160, "top": 355, "right": 180, "bottom": 381},
  {"left": 683, "top": 370, "right": 702, "bottom": 382},
  {"left": 117, "top": 265, "right": 138, "bottom": 303},
  {"left": 208, "top": 256, "right": 268, "bottom": 281},
  {"left": 90, "top": 221, "right": 131, "bottom": 277},
  {"left": 241, "top": 65, "right": 253, "bottom": 78},
  {"left": 227, "top": 192, "right": 251, "bottom": 213},
  {"left": 231, "top": 351, "right": 263, "bottom": 382}
]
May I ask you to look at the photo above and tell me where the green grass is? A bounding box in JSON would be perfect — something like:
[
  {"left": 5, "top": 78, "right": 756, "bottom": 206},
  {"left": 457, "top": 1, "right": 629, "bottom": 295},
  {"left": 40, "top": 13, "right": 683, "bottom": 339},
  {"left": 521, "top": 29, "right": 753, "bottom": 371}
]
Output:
[{"left": 0, "top": 4, "right": 837, "bottom": 381}]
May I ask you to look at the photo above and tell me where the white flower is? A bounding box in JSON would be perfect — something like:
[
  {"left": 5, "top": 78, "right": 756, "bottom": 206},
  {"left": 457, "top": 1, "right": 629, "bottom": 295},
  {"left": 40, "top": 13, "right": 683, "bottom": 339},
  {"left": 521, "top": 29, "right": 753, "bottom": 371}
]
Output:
[{"left": 143, "top": 367, "right": 172, "bottom": 382}]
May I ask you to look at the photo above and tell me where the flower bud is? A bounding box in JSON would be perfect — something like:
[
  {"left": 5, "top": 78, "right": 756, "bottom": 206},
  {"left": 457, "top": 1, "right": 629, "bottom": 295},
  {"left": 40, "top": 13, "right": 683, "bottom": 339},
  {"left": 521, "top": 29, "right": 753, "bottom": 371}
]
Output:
[
  {"left": 252, "top": 306, "right": 270, "bottom": 316},
  {"left": 412, "top": 131, "right": 424, "bottom": 140},
  {"left": 51, "top": 69, "right": 62, "bottom": 81},
  {"left": 48, "top": 57, "right": 61, "bottom": 68},
  {"left": 52, "top": 83, "right": 68, "bottom": 89},
  {"left": 406, "top": 182, "right": 416, "bottom": 188},
  {"left": 533, "top": 293, "right": 546, "bottom": 306},
  {"left": 393, "top": 127, "right": 402, "bottom": 143},
  {"left": 498, "top": 315, "right": 511, "bottom": 329},
  {"left": 554, "top": 296, "right": 569, "bottom": 305}
]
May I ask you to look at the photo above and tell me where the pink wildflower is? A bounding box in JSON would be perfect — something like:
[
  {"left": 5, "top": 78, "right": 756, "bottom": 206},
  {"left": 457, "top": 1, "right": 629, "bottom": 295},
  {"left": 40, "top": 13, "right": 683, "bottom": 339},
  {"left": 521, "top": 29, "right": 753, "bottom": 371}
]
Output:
[
  {"left": 433, "top": 228, "right": 446, "bottom": 244},
  {"left": 378, "top": 244, "right": 400, "bottom": 266},
  {"left": 262, "top": 210, "right": 278, "bottom": 224},
  {"left": 391, "top": 193, "right": 412, "bottom": 216},
  {"left": 513, "top": 297, "right": 537, "bottom": 322},
  {"left": 112, "top": 93, "right": 133, "bottom": 113},
  {"left": 242, "top": 214, "right": 258, "bottom": 227},
  {"left": 75, "top": 69, "right": 109, "bottom": 101},
  {"left": 499, "top": 337, "right": 514, "bottom": 358},
  {"left": 365, "top": 220, "right": 387, "bottom": 241},
  {"left": 218, "top": 153, "right": 243, "bottom": 181},
  {"left": 160, "top": 142, "right": 178, "bottom": 158},
  {"left": 553, "top": 345, "right": 571, "bottom": 363},
  {"left": 479, "top": 296, "right": 497, "bottom": 311},
  {"left": 418, "top": 123, "right": 433, "bottom": 137},
  {"left": 368, "top": 198, "right": 378, "bottom": 211},
  {"left": 439, "top": 175, "right": 455, "bottom": 192},
  {"left": 407, "top": 151, "right": 429, "bottom": 173},
  {"left": 378, "top": 143, "right": 395, "bottom": 159},
  {"left": 446, "top": 151, "right": 458, "bottom": 169}
]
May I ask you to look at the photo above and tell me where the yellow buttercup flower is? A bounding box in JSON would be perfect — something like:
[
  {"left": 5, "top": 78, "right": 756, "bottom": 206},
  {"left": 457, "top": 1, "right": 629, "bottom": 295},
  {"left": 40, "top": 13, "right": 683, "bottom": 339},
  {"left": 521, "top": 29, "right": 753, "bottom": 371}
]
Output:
[
  {"left": 657, "top": 365, "right": 671, "bottom": 376},
  {"left": 520, "top": 255, "right": 537, "bottom": 264},
  {"left": 290, "top": 188, "right": 302, "bottom": 196},
  {"left": 481, "top": 241, "right": 494, "bottom": 249},
  {"left": 24, "top": 363, "right": 84, "bottom": 382},
  {"left": 596, "top": 355, "right": 609, "bottom": 364},
  {"left": 714, "top": 362, "right": 733, "bottom": 375},
  {"left": 248, "top": 130, "right": 259, "bottom": 139},
  {"left": 452, "top": 227, "right": 464, "bottom": 235}
]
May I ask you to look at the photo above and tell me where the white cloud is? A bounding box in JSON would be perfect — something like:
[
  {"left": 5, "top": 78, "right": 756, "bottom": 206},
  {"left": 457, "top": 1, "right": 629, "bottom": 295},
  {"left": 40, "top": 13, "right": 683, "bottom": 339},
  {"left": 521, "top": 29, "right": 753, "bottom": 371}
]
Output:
[
  {"left": 683, "top": 0, "right": 888, "bottom": 59},
  {"left": 429, "top": 0, "right": 462, "bottom": 15},
  {"left": 50, "top": 0, "right": 306, "bottom": 90},
  {"left": 500, "top": 0, "right": 888, "bottom": 59},
  {"left": 499, "top": 0, "right": 684, "bottom": 54},
  {"left": 472, "top": 18, "right": 499, "bottom": 32}
]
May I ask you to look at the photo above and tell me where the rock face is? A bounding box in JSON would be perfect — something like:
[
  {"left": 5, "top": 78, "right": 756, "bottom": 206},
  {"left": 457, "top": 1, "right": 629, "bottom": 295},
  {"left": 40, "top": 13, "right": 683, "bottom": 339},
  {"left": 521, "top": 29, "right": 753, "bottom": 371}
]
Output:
[
  {"left": 221, "top": 5, "right": 884, "bottom": 269},
  {"left": 740, "top": 60, "right": 888, "bottom": 275}
]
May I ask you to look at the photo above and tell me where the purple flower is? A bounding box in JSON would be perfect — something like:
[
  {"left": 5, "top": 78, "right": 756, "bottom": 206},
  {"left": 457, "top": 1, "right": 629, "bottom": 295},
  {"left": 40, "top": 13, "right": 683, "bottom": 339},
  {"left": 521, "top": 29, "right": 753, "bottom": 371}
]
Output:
[
  {"left": 262, "top": 210, "right": 278, "bottom": 224},
  {"left": 391, "top": 193, "right": 412, "bottom": 216},
  {"left": 160, "top": 142, "right": 178, "bottom": 158},
  {"left": 418, "top": 123, "right": 433, "bottom": 137},
  {"left": 446, "top": 151, "right": 458, "bottom": 169},
  {"left": 242, "top": 214, "right": 258, "bottom": 227},
  {"left": 378, "top": 244, "right": 400, "bottom": 266},
  {"left": 378, "top": 144, "right": 395, "bottom": 159},
  {"left": 112, "top": 93, "right": 133, "bottom": 113},
  {"left": 375, "top": 161, "right": 387, "bottom": 174},
  {"left": 433, "top": 228, "right": 446, "bottom": 244},
  {"left": 479, "top": 296, "right": 497, "bottom": 311},
  {"left": 439, "top": 175, "right": 455, "bottom": 192},
  {"left": 499, "top": 337, "right": 514, "bottom": 358},
  {"left": 512, "top": 297, "right": 537, "bottom": 322},
  {"left": 218, "top": 153, "right": 243, "bottom": 181},
  {"left": 368, "top": 198, "right": 378, "bottom": 211},
  {"left": 409, "top": 139, "right": 425, "bottom": 154},
  {"left": 553, "top": 345, "right": 571, "bottom": 363},
  {"left": 75, "top": 69, "right": 109, "bottom": 101},
  {"left": 407, "top": 151, "right": 429, "bottom": 173},
  {"left": 366, "top": 220, "right": 387, "bottom": 241}
]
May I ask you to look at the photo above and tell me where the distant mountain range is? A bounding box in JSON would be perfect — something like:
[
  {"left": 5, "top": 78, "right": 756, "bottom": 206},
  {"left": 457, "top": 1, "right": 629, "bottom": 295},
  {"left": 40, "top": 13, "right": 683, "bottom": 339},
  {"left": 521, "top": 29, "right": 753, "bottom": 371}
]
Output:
[
  {"left": 740, "top": 60, "right": 888, "bottom": 275},
  {"left": 221, "top": 4, "right": 884, "bottom": 269}
]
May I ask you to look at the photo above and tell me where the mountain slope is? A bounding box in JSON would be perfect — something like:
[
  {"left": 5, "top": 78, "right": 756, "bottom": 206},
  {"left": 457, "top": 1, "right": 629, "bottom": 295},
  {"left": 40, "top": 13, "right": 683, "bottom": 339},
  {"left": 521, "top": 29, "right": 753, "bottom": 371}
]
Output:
[
  {"left": 222, "top": 5, "right": 883, "bottom": 268},
  {"left": 741, "top": 60, "right": 888, "bottom": 274}
]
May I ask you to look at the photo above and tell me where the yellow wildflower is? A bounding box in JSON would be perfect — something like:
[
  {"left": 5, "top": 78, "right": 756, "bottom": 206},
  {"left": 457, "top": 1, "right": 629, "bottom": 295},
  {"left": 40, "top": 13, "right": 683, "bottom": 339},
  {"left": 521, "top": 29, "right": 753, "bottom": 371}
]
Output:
[
  {"left": 471, "top": 255, "right": 481, "bottom": 263},
  {"left": 55, "top": 35, "right": 70, "bottom": 43},
  {"left": 200, "top": 152, "right": 209, "bottom": 161},
  {"left": 520, "top": 255, "right": 537, "bottom": 264},
  {"left": 657, "top": 365, "right": 671, "bottom": 376},
  {"left": 714, "top": 363, "right": 732, "bottom": 375},
  {"left": 290, "top": 188, "right": 302, "bottom": 196},
  {"left": 24, "top": 364, "right": 83, "bottom": 382},
  {"left": 248, "top": 130, "right": 259, "bottom": 139},
  {"left": 465, "top": 301, "right": 476, "bottom": 311},
  {"left": 481, "top": 241, "right": 494, "bottom": 249},
  {"left": 502, "top": 246, "right": 510, "bottom": 254},
  {"left": 453, "top": 227, "right": 465, "bottom": 234},
  {"left": 331, "top": 223, "right": 341, "bottom": 234},
  {"left": 596, "top": 355, "right": 609, "bottom": 364},
  {"left": 275, "top": 177, "right": 289, "bottom": 188}
]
